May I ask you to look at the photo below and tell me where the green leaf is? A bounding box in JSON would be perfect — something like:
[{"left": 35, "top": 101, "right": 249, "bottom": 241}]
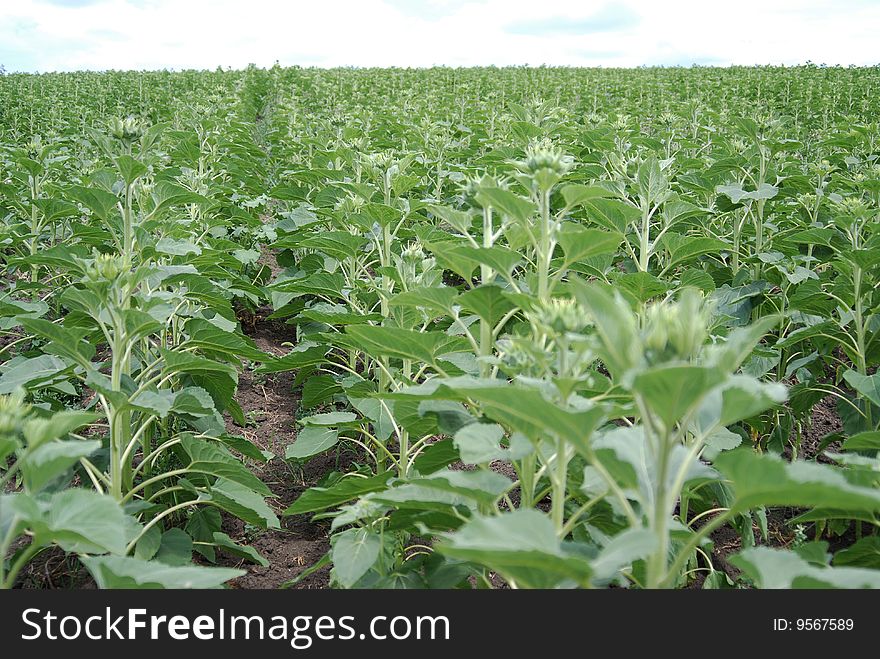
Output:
[
  {"left": 156, "top": 237, "right": 202, "bottom": 256},
  {"left": 35, "top": 489, "right": 129, "bottom": 555},
  {"left": 0, "top": 354, "right": 71, "bottom": 393},
  {"left": 474, "top": 187, "right": 536, "bottom": 223},
  {"left": 155, "top": 528, "right": 193, "bottom": 566},
  {"left": 22, "top": 409, "right": 99, "bottom": 448},
  {"left": 582, "top": 198, "right": 641, "bottom": 233},
  {"left": 81, "top": 555, "right": 244, "bottom": 589},
  {"left": 20, "top": 439, "right": 100, "bottom": 492},
  {"left": 183, "top": 318, "right": 266, "bottom": 362},
  {"left": 638, "top": 157, "right": 670, "bottom": 206},
  {"left": 571, "top": 280, "right": 640, "bottom": 377},
  {"left": 731, "top": 547, "right": 880, "bottom": 589},
  {"left": 715, "top": 450, "right": 880, "bottom": 513},
  {"left": 591, "top": 528, "right": 657, "bottom": 584},
  {"left": 301, "top": 375, "right": 342, "bottom": 409},
  {"left": 207, "top": 478, "right": 280, "bottom": 529},
  {"left": 557, "top": 226, "right": 622, "bottom": 268},
  {"left": 633, "top": 365, "right": 725, "bottom": 428},
  {"left": 390, "top": 287, "right": 458, "bottom": 317},
  {"left": 560, "top": 184, "right": 613, "bottom": 208},
  {"left": 439, "top": 510, "right": 592, "bottom": 588},
  {"left": 832, "top": 536, "right": 880, "bottom": 569},
  {"left": 301, "top": 412, "right": 358, "bottom": 426},
  {"left": 115, "top": 155, "right": 148, "bottom": 186},
  {"left": 256, "top": 343, "right": 329, "bottom": 374},
  {"left": 411, "top": 439, "right": 460, "bottom": 474},
  {"left": 843, "top": 370, "right": 880, "bottom": 407},
  {"left": 344, "top": 325, "right": 471, "bottom": 367},
  {"left": 183, "top": 435, "right": 271, "bottom": 495},
  {"left": 454, "top": 422, "right": 510, "bottom": 464},
  {"left": 284, "top": 472, "right": 393, "bottom": 515},
  {"left": 842, "top": 432, "right": 880, "bottom": 452},
  {"left": 68, "top": 185, "right": 119, "bottom": 221},
  {"left": 665, "top": 236, "right": 728, "bottom": 271},
  {"left": 331, "top": 527, "right": 381, "bottom": 588},
  {"left": 286, "top": 426, "right": 339, "bottom": 460},
  {"left": 457, "top": 285, "right": 516, "bottom": 327},
  {"left": 212, "top": 532, "right": 269, "bottom": 567}
]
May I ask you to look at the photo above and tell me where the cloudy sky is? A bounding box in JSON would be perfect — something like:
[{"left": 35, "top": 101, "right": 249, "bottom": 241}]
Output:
[{"left": 1, "top": 0, "right": 877, "bottom": 72}]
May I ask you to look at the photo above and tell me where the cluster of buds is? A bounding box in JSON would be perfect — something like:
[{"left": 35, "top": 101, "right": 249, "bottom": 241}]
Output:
[
  {"left": 0, "top": 391, "right": 30, "bottom": 440},
  {"left": 513, "top": 139, "right": 573, "bottom": 193},
  {"left": 835, "top": 196, "right": 870, "bottom": 219},
  {"left": 83, "top": 252, "right": 127, "bottom": 285},
  {"left": 527, "top": 297, "right": 590, "bottom": 338},
  {"left": 24, "top": 135, "right": 43, "bottom": 160},
  {"left": 335, "top": 192, "right": 366, "bottom": 216},
  {"left": 641, "top": 289, "right": 711, "bottom": 366},
  {"left": 394, "top": 241, "right": 439, "bottom": 289},
  {"left": 109, "top": 116, "right": 147, "bottom": 144}
]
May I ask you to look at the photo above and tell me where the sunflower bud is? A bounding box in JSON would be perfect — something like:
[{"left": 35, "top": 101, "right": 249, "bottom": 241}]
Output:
[
  {"left": 109, "top": 116, "right": 147, "bottom": 143},
  {"left": 641, "top": 289, "right": 710, "bottom": 365},
  {"left": 0, "top": 391, "right": 29, "bottom": 437},
  {"left": 515, "top": 140, "right": 573, "bottom": 193}
]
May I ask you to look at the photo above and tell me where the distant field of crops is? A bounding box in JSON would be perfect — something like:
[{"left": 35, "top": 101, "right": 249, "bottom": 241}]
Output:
[{"left": 2, "top": 64, "right": 880, "bottom": 589}]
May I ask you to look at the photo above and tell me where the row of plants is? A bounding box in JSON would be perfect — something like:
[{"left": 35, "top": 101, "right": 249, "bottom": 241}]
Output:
[
  {"left": 2, "top": 65, "right": 880, "bottom": 588},
  {"left": 256, "top": 66, "right": 880, "bottom": 588},
  {"left": 1, "top": 67, "right": 281, "bottom": 587}
]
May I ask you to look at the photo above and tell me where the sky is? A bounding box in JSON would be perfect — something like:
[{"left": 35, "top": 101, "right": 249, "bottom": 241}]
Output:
[{"left": 1, "top": 0, "right": 878, "bottom": 72}]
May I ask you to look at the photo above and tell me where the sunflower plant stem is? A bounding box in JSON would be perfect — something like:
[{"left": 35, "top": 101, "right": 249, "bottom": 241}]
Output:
[{"left": 537, "top": 189, "right": 552, "bottom": 302}]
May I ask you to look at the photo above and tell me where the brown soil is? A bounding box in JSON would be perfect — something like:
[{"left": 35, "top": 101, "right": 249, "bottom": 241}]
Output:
[{"left": 217, "top": 289, "right": 337, "bottom": 589}]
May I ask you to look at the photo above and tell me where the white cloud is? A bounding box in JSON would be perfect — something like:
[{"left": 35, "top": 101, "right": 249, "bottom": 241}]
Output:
[{"left": 0, "top": 0, "right": 877, "bottom": 72}]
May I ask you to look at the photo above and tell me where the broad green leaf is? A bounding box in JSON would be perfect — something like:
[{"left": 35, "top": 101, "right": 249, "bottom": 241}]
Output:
[
  {"left": 256, "top": 343, "right": 329, "bottom": 374},
  {"left": 411, "top": 439, "right": 460, "bottom": 474},
  {"left": 284, "top": 472, "right": 393, "bottom": 515},
  {"left": 571, "top": 280, "right": 640, "bottom": 377},
  {"left": 832, "top": 536, "right": 880, "bottom": 569},
  {"left": 457, "top": 285, "right": 516, "bottom": 326},
  {"left": 591, "top": 528, "right": 657, "bottom": 584},
  {"left": 20, "top": 439, "right": 100, "bottom": 492},
  {"left": 731, "top": 547, "right": 880, "bottom": 589},
  {"left": 182, "top": 435, "right": 271, "bottom": 495},
  {"left": 439, "top": 510, "right": 592, "bottom": 588},
  {"left": 331, "top": 527, "right": 381, "bottom": 588},
  {"left": 36, "top": 489, "right": 129, "bottom": 555},
  {"left": 344, "top": 325, "right": 471, "bottom": 367},
  {"left": 560, "top": 184, "right": 613, "bottom": 208},
  {"left": 155, "top": 528, "right": 193, "bottom": 566},
  {"left": 843, "top": 370, "right": 880, "bottom": 407},
  {"left": 183, "top": 318, "right": 266, "bottom": 361},
  {"left": 715, "top": 450, "right": 880, "bottom": 512},
  {"left": 301, "top": 412, "right": 358, "bottom": 426},
  {"left": 0, "top": 354, "right": 71, "bottom": 393},
  {"left": 474, "top": 187, "right": 536, "bottom": 223},
  {"left": 557, "top": 226, "right": 622, "bottom": 268},
  {"left": 115, "top": 155, "right": 148, "bottom": 186},
  {"left": 633, "top": 365, "right": 725, "bottom": 428},
  {"left": 156, "top": 237, "right": 201, "bottom": 256},
  {"left": 638, "top": 157, "right": 670, "bottom": 206},
  {"left": 81, "top": 555, "right": 244, "bottom": 589},
  {"left": 212, "top": 532, "right": 269, "bottom": 567},
  {"left": 390, "top": 286, "right": 458, "bottom": 317},
  {"left": 842, "top": 432, "right": 880, "bottom": 452},
  {"left": 301, "top": 374, "right": 342, "bottom": 409},
  {"left": 207, "top": 478, "right": 280, "bottom": 529},
  {"left": 22, "top": 409, "right": 99, "bottom": 448},
  {"left": 665, "top": 236, "right": 728, "bottom": 271},
  {"left": 286, "top": 426, "right": 339, "bottom": 460}
]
